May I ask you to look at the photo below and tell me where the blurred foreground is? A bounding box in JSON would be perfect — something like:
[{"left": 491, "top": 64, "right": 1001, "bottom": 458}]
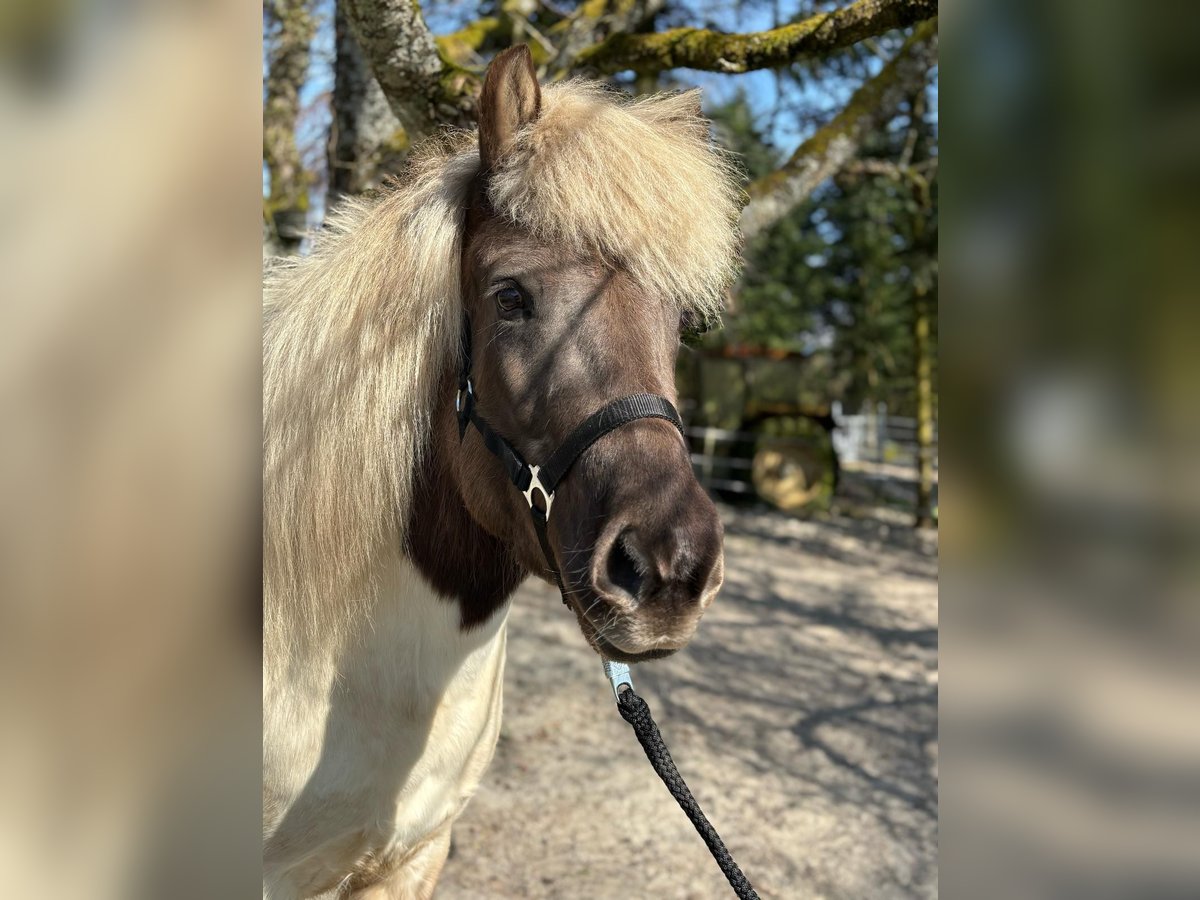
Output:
[{"left": 0, "top": 1, "right": 263, "bottom": 896}]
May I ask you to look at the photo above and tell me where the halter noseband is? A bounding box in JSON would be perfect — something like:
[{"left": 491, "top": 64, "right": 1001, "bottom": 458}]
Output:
[{"left": 455, "top": 315, "right": 683, "bottom": 598}]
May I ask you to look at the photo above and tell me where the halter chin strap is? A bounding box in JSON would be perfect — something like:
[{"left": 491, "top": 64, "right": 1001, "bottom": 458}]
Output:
[{"left": 455, "top": 315, "right": 683, "bottom": 598}]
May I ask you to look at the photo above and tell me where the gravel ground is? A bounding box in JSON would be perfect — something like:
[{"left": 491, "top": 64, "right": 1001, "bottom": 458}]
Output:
[{"left": 438, "top": 505, "right": 938, "bottom": 900}]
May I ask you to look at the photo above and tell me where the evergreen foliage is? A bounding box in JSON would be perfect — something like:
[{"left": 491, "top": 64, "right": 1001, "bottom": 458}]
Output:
[{"left": 709, "top": 90, "right": 937, "bottom": 418}]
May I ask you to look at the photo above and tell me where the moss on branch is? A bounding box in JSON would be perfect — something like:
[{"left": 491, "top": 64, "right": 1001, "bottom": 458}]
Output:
[
  {"left": 741, "top": 18, "right": 937, "bottom": 240},
  {"left": 577, "top": 0, "right": 935, "bottom": 74},
  {"left": 436, "top": 17, "right": 505, "bottom": 64}
]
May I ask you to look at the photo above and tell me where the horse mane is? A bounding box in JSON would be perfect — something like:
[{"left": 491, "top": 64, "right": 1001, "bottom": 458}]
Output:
[{"left": 264, "top": 82, "right": 741, "bottom": 647}]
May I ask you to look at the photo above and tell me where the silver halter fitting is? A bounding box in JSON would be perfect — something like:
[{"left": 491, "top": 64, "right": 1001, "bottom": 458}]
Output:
[
  {"left": 521, "top": 464, "right": 555, "bottom": 519},
  {"left": 455, "top": 378, "right": 474, "bottom": 413}
]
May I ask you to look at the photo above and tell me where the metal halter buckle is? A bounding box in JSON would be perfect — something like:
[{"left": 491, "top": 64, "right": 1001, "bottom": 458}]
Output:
[
  {"left": 455, "top": 378, "right": 474, "bottom": 413},
  {"left": 521, "top": 464, "right": 555, "bottom": 519}
]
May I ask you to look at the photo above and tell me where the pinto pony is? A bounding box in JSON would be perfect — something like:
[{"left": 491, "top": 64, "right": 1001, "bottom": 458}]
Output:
[{"left": 263, "top": 46, "right": 742, "bottom": 899}]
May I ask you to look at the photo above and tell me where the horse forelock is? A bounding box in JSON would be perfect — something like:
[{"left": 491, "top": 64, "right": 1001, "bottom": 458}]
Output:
[{"left": 488, "top": 81, "right": 744, "bottom": 320}]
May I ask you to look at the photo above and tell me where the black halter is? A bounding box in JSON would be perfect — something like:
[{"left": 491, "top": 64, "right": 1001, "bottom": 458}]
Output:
[{"left": 455, "top": 315, "right": 683, "bottom": 598}]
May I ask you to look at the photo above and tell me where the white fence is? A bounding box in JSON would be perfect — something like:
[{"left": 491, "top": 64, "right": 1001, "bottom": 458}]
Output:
[
  {"left": 830, "top": 401, "right": 939, "bottom": 469},
  {"left": 684, "top": 424, "right": 759, "bottom": 495}
]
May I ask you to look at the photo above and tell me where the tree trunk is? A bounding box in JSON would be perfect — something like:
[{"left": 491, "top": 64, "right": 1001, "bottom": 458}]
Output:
[
  {"left": 913, "top": 278, "right": 935, "bottom": 528},
  {"left": 343, "top": 0, "right": 479, "bottom": 141},
  {"left": 328, "top": 4, "right": 405, "bottom": 202},
  {"left": 264, "top": 0, "right": 316, "bottom": 255},
  {"left": 907, "top": 90, "right": 936, "bottom": 529}
]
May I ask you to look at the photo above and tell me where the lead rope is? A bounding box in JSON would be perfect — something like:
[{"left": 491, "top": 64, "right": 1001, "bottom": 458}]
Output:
[
  {"left": 603, "top": 662, "right": 762, "bottom": 900},
  {"left": 457, "top": 315, "right": 760, "bottom": 899}
]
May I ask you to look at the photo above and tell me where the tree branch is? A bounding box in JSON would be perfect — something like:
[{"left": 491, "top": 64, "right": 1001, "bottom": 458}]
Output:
[
  {"left": 329, "top": 3, "right": 406, "bottom": 199},
  {"left": 436, "top": 17, "right": 506, "bottom": 66},
  {"left": 343, "top": 0, "right": 479, "bottom": 140},
  {"left": 264, "top": 0, "right": 317, "bottom": 252},
  {"left": 548, "top": 0, "right": 664, "bottom": 76},
  {"left": 840, "top": 157, "right": 937, "bottom": 181},
  {"left": 576, "top": 0, "right": 935, "bottom": 75},
  {"left": 740, "top": 18, "right": 937, "bottom": 242}
]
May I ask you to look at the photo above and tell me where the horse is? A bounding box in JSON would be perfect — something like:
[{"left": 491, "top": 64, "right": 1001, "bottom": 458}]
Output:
[{"left": 263, "top": 45, "right": 742, "bottom": 899}]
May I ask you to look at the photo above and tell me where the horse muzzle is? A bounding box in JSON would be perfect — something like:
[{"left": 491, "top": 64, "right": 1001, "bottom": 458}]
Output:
[{"left": 569, "top": 484, "right": 724, "bottom": 661}]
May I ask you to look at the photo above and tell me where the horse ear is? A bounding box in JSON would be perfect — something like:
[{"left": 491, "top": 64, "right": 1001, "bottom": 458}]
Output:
[{"left": 478, "top": 45, "right": 541, "bottom": 173}]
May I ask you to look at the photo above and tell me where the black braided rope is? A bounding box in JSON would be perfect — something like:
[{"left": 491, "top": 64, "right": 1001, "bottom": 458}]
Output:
[{"left": 617, "top": 688, "right": 761, "bottom": 900}]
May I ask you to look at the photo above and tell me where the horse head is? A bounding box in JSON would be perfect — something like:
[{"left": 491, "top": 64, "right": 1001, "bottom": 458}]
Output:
[{"left": 446, "top": 47, "right": 738, "bottom": 662}]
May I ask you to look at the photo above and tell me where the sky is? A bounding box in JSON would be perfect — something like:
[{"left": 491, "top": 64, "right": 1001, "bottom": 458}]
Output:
[{"left": 268, "top": 0, "right": 937, "bottom": 227}]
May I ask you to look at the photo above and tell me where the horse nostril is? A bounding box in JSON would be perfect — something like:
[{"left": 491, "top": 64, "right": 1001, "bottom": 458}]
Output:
[{"left": 605, "top": 532, "right": 645, "bottom": 600}]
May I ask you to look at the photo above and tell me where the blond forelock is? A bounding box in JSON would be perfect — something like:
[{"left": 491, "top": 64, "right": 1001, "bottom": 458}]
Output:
[{"left": 489, "top": 82, "right": 743, "bottom": 319}]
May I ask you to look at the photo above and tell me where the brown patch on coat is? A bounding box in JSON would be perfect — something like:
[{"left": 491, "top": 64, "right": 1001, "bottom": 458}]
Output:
[{"left": 405, "top": 367, "right": 525, "bottom": 631}]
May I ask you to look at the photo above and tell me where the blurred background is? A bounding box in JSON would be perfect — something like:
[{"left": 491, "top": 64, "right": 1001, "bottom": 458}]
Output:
[{"left": 1, "top": 0, "right": 1198, "bottom": 896}]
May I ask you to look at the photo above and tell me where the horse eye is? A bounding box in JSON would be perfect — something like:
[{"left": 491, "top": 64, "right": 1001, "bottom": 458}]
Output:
[{"left": 495, "top": 285, "right": 525, "bottom": 314}]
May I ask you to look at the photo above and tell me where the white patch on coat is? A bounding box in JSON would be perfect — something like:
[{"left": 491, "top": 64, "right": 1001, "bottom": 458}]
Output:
[{"left": 263, "top": 547, "right": 508, "bottom": 899}]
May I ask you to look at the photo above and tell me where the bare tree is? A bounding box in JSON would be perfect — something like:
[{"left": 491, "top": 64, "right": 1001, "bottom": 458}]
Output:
[
  {"left": 341, "top": 0, "right": 478, "bottom": 138},
  {"left": 328, "top": 3, "right": 404, "bottom": 200},
  {"left": 264, "top": 0, "right": 317, "bottom": 255}
]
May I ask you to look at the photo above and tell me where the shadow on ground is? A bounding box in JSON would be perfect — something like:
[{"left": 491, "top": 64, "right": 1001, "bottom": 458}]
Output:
[{"left": 439, "top": 505, "right": 938, "bottom": 900}]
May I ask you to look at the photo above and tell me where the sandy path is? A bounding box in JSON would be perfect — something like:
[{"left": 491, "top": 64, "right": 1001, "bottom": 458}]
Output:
[{"left": 438, "top": 506, "right": 938, "bottom": 899}]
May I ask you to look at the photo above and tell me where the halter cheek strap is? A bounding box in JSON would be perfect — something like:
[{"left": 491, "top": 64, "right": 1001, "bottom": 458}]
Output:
[{"left": 455, "top": 315, "right": 683, "bottom": 597}]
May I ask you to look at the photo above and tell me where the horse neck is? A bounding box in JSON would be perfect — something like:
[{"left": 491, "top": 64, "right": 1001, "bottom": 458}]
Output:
[{"left": 406, "top": 367, "right": 526, "bottom": 630}]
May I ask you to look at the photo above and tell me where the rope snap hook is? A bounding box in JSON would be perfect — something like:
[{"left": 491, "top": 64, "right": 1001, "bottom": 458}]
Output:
[{"left": 601, "top": 659, "right": 634, "bottom": 700}]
